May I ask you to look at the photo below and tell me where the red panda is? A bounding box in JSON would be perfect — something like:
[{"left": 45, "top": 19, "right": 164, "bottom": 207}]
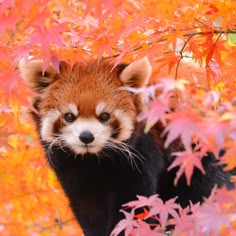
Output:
[{"left": 19, "top": 58, "right": 234, "bottom": 236}]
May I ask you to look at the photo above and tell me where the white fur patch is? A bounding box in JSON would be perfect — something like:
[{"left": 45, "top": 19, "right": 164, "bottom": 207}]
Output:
[
  {"left": 41, "top": 110, "right": 61, "bottom": 142},
  {"left": 114, "top": 109, "right": 134, "bottom": 141},
  {"left": 61, "top": 103, "right": 79, "bottom": 116},
  {"left": 40, "top": 107, "right": 134, "bottom": 155},
  {"left": 95, "top": 102, "right": 107, "bottom": 116},
  {"left": 61, "top": 118, "right": 111, "bottom": 154}
]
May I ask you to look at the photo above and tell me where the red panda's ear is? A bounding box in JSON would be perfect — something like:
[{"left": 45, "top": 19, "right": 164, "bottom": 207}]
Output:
[
  {"left": 19, "top": 59, "right": 58, "bottom": 93},
  {"left": 119, "top": 57, "right": 152, "bottom": 88}
]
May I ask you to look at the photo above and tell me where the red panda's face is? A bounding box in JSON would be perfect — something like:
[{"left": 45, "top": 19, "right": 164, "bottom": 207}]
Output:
[{"left": 19, "top": 58, "right": 152, "bottom": 155}]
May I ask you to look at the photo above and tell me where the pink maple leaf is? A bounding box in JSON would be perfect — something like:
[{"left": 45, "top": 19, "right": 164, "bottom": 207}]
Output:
[
  {"left": 208, "top": 60, "right": 222, "bottom": 77},
  {"left": 30, "top": 25, "right": 64, "bottom": 49},
  {"left": 200, "top": 116, "right": 231, "bottom": 155},
  {"left": 0, "top": 105, "right": 12, "bottom": 113},
  {"left": 0, "top": 10, "right": 19, "bottom": 33},
  {"left": 110, "top": 209, "right": 138, "bottom": 236},
  {"left": 168, "top": 150, "right": 206, "bottom": 186},
  {"left": 138, "top": 97, "right": 170, "bottom": 131},
  {"left": 204, "top": 187, "right": 236, "bottom": 207},
  {"left": 174, "top": 206, "right": 196, "bottom": 235},
  {"left": 123, "top": 194, "right": 159, "bottom": 210},
  {"left": 84, "top": 0, "right": 114, "bottom": 21},
  {"left": 148, "top": 197, "right": 180, "bottom": 228},
  {"left": 132, "top": 221, "right": 163, "bottom": 236},
  {"left": 155, "top": 78, "right": 188, "bottom": 98},
  {"left": 28, "top": 24, "right": 64, "bottom": 71},
  {"left": 163, "top": 110, "right": 202, "bottom": 150},
  {"left": 195, "top": 201, "right": 231, "bottom": 235},
  {"left": 0, "top": 0, "right": 14, "bottom": 14},
  {"left": 0, "top": 70, "right": 20, "bottom": 99}
]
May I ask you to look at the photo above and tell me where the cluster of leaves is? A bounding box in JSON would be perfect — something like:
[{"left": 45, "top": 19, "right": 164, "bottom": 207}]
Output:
[
  {"left": 1, "top": 0, "right": 236, "bottom": 235},
  {"left": 136, "top": 73, "right": 236, "bottom": 186},
  {"left": 112, "top": 188, "right": 236, "bottom": 236}
]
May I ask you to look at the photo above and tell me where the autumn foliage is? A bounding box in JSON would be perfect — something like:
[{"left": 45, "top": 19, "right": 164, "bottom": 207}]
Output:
[{"left": 1, "top": 0, "right": 236, "bottom": 235}]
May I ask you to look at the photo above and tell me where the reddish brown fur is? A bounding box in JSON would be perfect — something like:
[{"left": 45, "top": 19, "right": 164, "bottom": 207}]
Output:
[{"left": 39, "top": 60, "right": 137, "bottom": 121}]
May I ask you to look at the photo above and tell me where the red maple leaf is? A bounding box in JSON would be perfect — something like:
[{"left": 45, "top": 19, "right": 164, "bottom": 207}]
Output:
[{"left": 134, "top": 208, "right": 149, "bottom": 220}]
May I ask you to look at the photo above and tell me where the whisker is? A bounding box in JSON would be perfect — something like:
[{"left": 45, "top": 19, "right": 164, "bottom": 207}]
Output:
[
  {"left": 109, "top": 137, "right": 145, "bottom": 161},
  {"left": 42, "top": 134, "right": 70, "bottom": 167},
  {"left": 105, "top": 138, "right": 144, "bottom": 173}
]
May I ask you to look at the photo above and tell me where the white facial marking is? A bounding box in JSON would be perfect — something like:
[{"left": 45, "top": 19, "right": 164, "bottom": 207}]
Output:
[
  {"left": 61, "top": 103, "right": 79, "bottom": 116},
  {"left": 40, "top": 107, "right": 135, "bottom": 155},
  {"left": 61, "top": 118, "right": 111, "bottom": 154},
  {"left": 41, "top": 110, "right": 61, "bottom": 142},
  {"left": 96, "top": 102, "right": 107, "bottom": 116},
  {"left": 114, "top": 109, "right": 134, "bottom": 141}
]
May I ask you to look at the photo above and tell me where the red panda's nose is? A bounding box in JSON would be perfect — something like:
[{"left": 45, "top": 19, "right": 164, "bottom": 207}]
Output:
[{"left": 79, "top": 131, "right": 95, "bottom": 144}]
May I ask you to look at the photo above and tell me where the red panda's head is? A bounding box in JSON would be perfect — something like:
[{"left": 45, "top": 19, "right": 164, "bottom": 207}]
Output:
[{"left": 19, "top": 58, "right": 152, "bottom": 155}]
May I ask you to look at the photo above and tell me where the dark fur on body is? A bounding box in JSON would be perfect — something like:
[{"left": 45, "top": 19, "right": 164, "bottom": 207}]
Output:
[
  {"left": 22, "top": 58, "right": 235, "bottom": 236},
  {"left": 34, "top": 118, "right": 234, "bottom": 236},
  {"left": 40, "top": 122, "right": 165, "bottom": 236}
]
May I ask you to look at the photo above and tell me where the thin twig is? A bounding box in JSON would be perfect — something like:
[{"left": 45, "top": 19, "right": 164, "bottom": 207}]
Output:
[
  {"left": 104, "top": 28, "right": 236, "bottom": 59},
  {"left": 175, "top": 35, "right": 194, "bottom": 80}
]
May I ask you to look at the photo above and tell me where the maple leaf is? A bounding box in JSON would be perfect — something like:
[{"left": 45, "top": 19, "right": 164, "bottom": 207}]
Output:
[
  {"left": 148, "top": 197, "right": 180, "bottom": 228},
  {"left": 138, "top": 97, "right": 170, "bottom": 132},
  {"left": 28, "top": 24, "right": 64, "bottom": 70},
  {"left": 163, "top": 110, "right": 202, "bottom": 150},
  {"left": 0, "top": 104, "right": 12, "bottom": 113},
  {"left": 0, "top": 0, "right": 14, "bottom": 14},
  {"left": 205, "top": 3, "right": 219, "bottom": 15},
  {"left": 25, "top": 6, "right": 52, "bottom": 31},
  {"left": 219, "top": 144, "right": 236, "bottom": 171},
  {"left": 203, "top": 90, "right": 220, "bottom": 107},
  {"left": 195, "top": 201, "right": 231, "bottom": 235},
  {"left": 134, "top": 208, "right": 149, "bottom": 220},
  {"left": 154, "top": 54, "right": 180, "bottom": 74},
  {"left": 0, "top": 10, "right": 19, "bottom": 34},
  {"left": 168, "top": 150, "right": 206, "bottom": 186},
  {"left": 200, "top": 115, "right": 232, "bottom": 155},
  {"left": 132, "top": 221, "right": 163, "bottom": 236},
  {"left": 84, "top": 0, "right": 114, "bottom": 21},
  {"left": 0, "top": 70, "right": 20, "bottom": 99},
  {"left": 204, "top": 187, "right": 236, "bottom": 207},
  {"left": 123, "top": 194, "right": 159, "bottom": 210},
  {"left": 30, "top": 25, "right": 64, "bottom": 48},
  {"left": 110, "top": 209, "right": 138, "bottom": 236},
  {"left": 1, "top": 0, "right": 236, "bottom": 235},
  {"left": 154, "top": 78, "right": 188, "bottom": 98},
  {"left": 174, "top": 206, "right": 196, "bottom": 235},
  {"left": 208, "top": 60, "right": 222, "bottom": 77}
]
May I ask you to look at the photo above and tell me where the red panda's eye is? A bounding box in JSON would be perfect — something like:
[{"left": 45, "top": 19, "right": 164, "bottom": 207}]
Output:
[
  {"left": 98, "top": 112, "right": 110, "bottom": 122},
  {"left": 64, "top": 113, "right": 76, "bottom": 123}
]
